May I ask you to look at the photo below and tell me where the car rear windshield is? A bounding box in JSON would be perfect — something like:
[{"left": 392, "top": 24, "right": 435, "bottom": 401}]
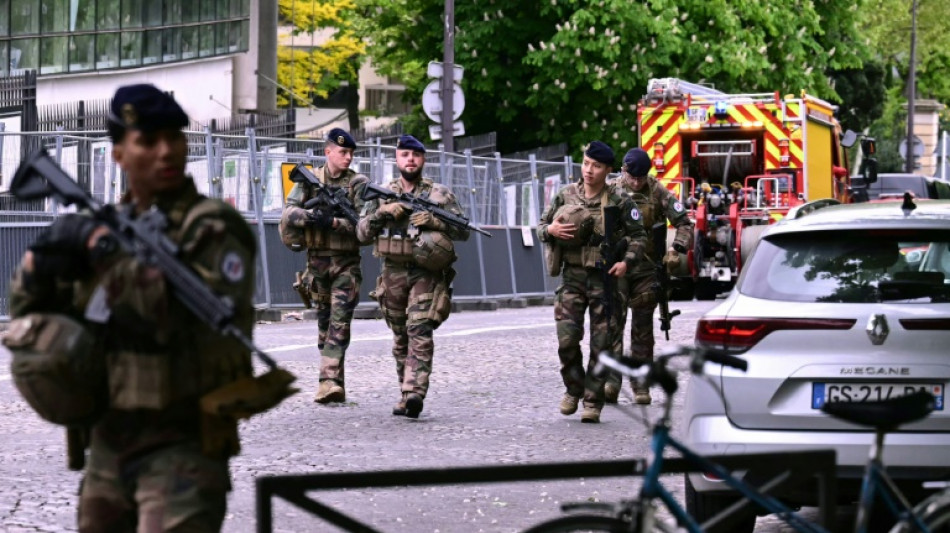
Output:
[{"left": 740, "top": 229, "right": 950, "bottom": 303}]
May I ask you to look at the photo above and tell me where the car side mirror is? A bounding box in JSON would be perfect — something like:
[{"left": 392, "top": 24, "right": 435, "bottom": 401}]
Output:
[
  {"left": 841, "top": 130, "right": 858, "bottom": 148},
  {"left": 860, "top": 138, "right": 876, "bottom": 157}
]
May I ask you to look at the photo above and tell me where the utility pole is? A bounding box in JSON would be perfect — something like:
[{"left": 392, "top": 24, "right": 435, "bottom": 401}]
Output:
[
  {"left": 905, "top": 0, "right": 918, "bottom": 173},
  {"left": 441, "top": 0, "right": 455, "bottom": 154}
]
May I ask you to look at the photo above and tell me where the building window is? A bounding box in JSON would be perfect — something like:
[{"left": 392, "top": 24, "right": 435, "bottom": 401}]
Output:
[
  {"left": 144, "top": 1, "right": 161, "bottom": 27},
  {"left": 98, "top": 0, "right": 119, "bottom": 30},
  {"left": 181, "top": 25, "right": 197, "bottom": 59},
  {"left": 10, "top": 38, "right": 38, "bottom": 73},
  {"left": 214, "top": 22, "right": 227, "bottom": 54},
  {"left": 120, "top": 30, "right": 140, "bottom": 66},
  {"left": 162, "top": 27, "right": 179, "bottom": 61},
  {"left": 0, "top": 42, "right": 8, "bottom": 75},
  {"left": 181, "top": 0, "right": 198, "bottom": 23},
  {"left": 198, "top": 23, "right": 213, "bottom": 57},
  {"left": 143, "top": 29, "right": 160, "bottom": 64},
  {"left": 200, "top": 0, "right": 214, "bottom": 22},
  {"left": 240, "top": 19, "right": 248, "bottom": 49},
  {"left": 40, "top": 35, "right": 67, "bottom": 73},
  {"left": 228, "top": 20, "right": 240, "bottom": 52},
  {"left": 121, "top": 0, "right": 141, "bottom": 28},
  {"left": 95, "top": 31, "right": 117, "bottom": 68},
  {"left": 72, "top": 0, "right": 97, "bottom": 32},
  {"left": 40, "top": 0, "right": 69, "bottom": 33},
  {"left": 164, "top": 0, "right": 181, "bottom": 24},
  {"left": 69, "top": 33, "right": 94, "bottom": 71},
  {"left": 0, "top": 0, "right": 9, "bottom": 36},
  {"left": 12, "top": 0, "right": 40, "bottom": 36}
]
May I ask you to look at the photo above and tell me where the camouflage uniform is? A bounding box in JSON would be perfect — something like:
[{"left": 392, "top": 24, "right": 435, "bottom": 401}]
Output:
[
  {"left": 279, "top": 165, "right": 368, "bottom": 393},
  {"left": 9, "top": 179, "right": 257, "bottom": 532},
  {"left": 608, "top": 175, "right": 693, "bottom": 389},
  {"left": 356, "top": 178, "right": 470, "bottom": 413},
  {"left": 538, "top": 182, "right": 647, "bottom": 410}
]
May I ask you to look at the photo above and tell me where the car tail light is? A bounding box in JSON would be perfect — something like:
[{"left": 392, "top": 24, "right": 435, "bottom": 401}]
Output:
[
  {"left": 695, "top": 317, "right": 856, "bottom": 352},
  {"left": 900, "top": 318, "right": 950, "bottom": 330}
]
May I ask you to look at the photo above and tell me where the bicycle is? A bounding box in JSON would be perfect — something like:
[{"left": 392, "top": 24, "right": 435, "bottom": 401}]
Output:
[{"left": 521, "top": 346, "right": 947, "bottom": 533}]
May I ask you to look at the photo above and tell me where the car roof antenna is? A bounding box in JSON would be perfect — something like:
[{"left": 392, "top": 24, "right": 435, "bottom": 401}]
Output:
[{"left": 901, "top": 191, "right": 917, "bottom": 215}]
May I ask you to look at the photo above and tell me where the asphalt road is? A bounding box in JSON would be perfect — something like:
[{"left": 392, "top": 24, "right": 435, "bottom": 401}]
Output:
[{"left": 0, "top": 300, "right": 848, "bottom": 532}]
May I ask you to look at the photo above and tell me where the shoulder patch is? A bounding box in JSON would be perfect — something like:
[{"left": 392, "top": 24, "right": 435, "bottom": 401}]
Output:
[
  {"left": 221, "top": 251, "right": 246, "bottom": 283},
  {"left": 629, "top": 207, "right": 641, "bottom": 221},
  {"left": 673, "top": 201, "right": 684, "bottom": 213}
]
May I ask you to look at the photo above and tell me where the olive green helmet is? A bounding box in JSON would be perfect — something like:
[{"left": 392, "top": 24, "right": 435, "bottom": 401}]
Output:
[
  {"left": 412, "top": 230, "right": 457, "bottom": 271},
  {"left": 552, "top": 204, "right": 594, "bottom": 246},
  {"left": 4, "top": 314, "right": 106, "bottom": 426}
]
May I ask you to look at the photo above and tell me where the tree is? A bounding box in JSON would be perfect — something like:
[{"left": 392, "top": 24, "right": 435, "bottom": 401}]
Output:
[
  {"left": 355, "top": 0, "right": 868, "bottom": 153},
  {"left": 277, "top": 0, "right": 365, "bottom": 110}
]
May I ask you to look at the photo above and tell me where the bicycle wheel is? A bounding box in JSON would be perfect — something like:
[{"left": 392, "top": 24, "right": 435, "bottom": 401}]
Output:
[
  {"left": 521, "top": 514, "right": 630, "bottom": 533},
  {"left": 889, "top": 489, "right": 950, "bottom": 532}
]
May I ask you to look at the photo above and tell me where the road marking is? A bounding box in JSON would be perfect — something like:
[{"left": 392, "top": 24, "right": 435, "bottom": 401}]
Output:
[{"left": 267, "top": 322, "right": 551, "bottom": 352}]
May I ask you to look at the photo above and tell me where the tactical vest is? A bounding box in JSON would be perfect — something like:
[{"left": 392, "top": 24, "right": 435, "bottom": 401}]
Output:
[
  {"left": 303, "top": 167, "right": 362, "bottom": 254},
  {"left": 374, "top": 178, "right": 452, "bottom": 265},
  {"left": 558, "top": 184, "right": 609, "bottom": 269}
]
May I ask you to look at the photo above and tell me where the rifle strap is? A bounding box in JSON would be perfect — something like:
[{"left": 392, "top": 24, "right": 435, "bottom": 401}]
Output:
[{"left": 598, "top": 188, "right": 608, "bottom": 235}]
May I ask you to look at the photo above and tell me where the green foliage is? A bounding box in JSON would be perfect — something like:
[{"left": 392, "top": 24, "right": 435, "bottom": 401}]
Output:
[
  {"left": 277, "top": 0, "right": 365, "bottom": 108},
  {"left": 355, "top": 0, "right": 868, "bottom": 153}
]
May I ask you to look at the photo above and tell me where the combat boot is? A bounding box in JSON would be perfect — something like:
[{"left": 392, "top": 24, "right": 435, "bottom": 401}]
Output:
[
  {"left": 581, "top": 405, "right": 601, "bottom": 423},
  {"left": 405, "top": 393, "right": 424, "bottom": 419},
  {"left": 632, "top": 384, "right": 652, "bottom": 405},
  {"left": 559, "top": 393, "right": 580, "bottom": 415},
  {"left": 604, "top": 384, "right": 620, "bottom": 404},
  {"left": 392, "top": 393, "right": 408, "bottom": 416},
  {"left": 314, "top": 380, "right": 345, "bottom": 404}
]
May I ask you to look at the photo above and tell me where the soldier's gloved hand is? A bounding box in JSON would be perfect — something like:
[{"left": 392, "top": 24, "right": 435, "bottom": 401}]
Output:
[
  {"left": 29, "top": 214, "right": 99, "bottom": 280},
  {"left": 377, "top": 202, "right": 407, "bottom": 221},
  {"left": 308, "top": 209, "right": 334, "bottom": 229},
  {"left": 662, "top": 249, "right": 680, "bottom": 275},
  {"left": 409, "top": 211, "right": 446, "bottom": 231}
]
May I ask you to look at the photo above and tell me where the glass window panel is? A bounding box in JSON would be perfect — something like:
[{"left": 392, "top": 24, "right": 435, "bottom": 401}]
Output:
[
  {"left": 198, "top": 23, "right": 212, "bottom": 56},
  {"left": 164, "top": 0, "right": 180, "bottom": 24},
  {"left": 0, "top": 43, "right": 8, "bottom": 76},
  {"left": 200, "top": 0, "right": 213, "bottom": 21},
  {"left": 40, "top": 35, "right": 66, "bottom": 73},
  {"left": 215, "top": 0, "right": 227, "bottom": 19},
  {"left": 121, "top": 0, "right": 140, "bottom": 28},
  {"left": 12, "top": 0, "right": 40, "bottom": 35},
  {"left": 181, "top": 1, "right": 197, "bottom": 23},
  {"left": 98, "top": 0, "right": 119, "bottom": 30},
  {"left": 120, "top": 30, "right": 140, "bottom": 66},
  {"left": 40, "top": 0, "right": 68, "bottom": 32},
  {"left": 71, "top": 0, "right": 96, "bottom": 31},
  {"left": 181, "top": 25, "right": 197, "bottom": 59},
  {"left": 95, "top": 31, "right": 117, "bottom": 68},
  {"left": 162, "top": 27, "right": 179, "bottom": 61},
  {"left": 10, "top": 38, "right": 38, "bottom": 73},
  {"left": 228, "top": 20, "right": 239, "bottom": 52},
  {"left": 0, "top": 0, "right": 10, "bottom": 36},
  {"left": 144, "top": 0, "right": 160, "bottom": 26},
  {"left": 143, "top": 29, "right": 160, "bottom": 64},
  {"left": 240, "top": 0, "right": 248, "bottom": 17},
  {"left": 229, "top": 0, "right": 240, "bottom": 17},
  {"left": 214, "top": 22, "right": 227, "bottom": 54},
  {"left": 68, "top": 33, "right": 94, "bottom": 71},
  {"left": 239, "top": 19, "right": 247, "bottom": 51}
]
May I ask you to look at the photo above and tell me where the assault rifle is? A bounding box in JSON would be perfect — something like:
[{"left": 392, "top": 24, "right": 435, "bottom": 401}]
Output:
[
  {"left": 12, "top": 150, "right": 298, "bottom": 426},
  {"left": 597, "top": 205, "right": 628, "bottom": 345},
  {"left": 651, "top": 222, "right": 681, "bottom": 340},
  {"left": 361, "top": 181, "right": 492, "bottom": 237},
  {"left": 289, "top": 163, "right": 360, "bottom": 226}
]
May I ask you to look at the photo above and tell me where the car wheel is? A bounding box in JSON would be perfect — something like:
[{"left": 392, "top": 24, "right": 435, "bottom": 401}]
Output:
[{"left": 684, "top": 475, "right": 755, "bottom": 533}]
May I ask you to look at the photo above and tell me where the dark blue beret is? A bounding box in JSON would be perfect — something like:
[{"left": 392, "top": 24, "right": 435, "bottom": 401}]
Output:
[
  {"left": 109, "top": 84, "right": 189, "bottom": 132},
  {"left": 622, "top": 148, "right": 652, "bottom": 176},
  {"left": 396, "top": 134, "right": 426, "bottom": 153},
  {"left": 584, "top": 140, "right": 615, "bottom": 166},
  {"left": 327, "top": 128, "right": 356, "bottom": 149}
]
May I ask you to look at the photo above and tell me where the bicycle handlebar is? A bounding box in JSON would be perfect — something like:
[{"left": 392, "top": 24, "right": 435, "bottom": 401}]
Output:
[
  {"left": 594, "top": 345, "right": 748, "bottom": 396},
  {"left": 701, "top": 348, "right": 749, "bottom": 371}
]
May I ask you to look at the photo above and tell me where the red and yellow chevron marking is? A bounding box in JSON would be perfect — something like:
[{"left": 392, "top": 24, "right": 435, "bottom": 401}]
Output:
[
  {"left": 725, "top": 103, "right": 803, "bottom": 170},
  {"left": 640, "top": 106, "right": 684, "bottom": 193}
]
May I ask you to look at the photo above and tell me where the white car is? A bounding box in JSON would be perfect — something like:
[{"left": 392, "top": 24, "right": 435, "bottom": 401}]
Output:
[{"left": 683, "top": 198, "right": 950, "bottom": 532}]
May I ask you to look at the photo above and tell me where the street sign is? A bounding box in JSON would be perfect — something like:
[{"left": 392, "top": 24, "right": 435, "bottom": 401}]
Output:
[
  {"left": 899, "top": 135, "right": 925, "bottom": 160},
  {"left": 427, "top": 61, "right": 464, "bottom": 81},
  {"left": 421, "top": 80, "right": 465, "bottom": 122},
  {"left": 428, "top": 121, "right": 465, "bottom": 141}
]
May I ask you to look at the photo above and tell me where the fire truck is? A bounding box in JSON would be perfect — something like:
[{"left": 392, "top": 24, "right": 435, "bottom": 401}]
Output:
[{"left": 638, "top": 78, "right": 852, "bottom": 299}]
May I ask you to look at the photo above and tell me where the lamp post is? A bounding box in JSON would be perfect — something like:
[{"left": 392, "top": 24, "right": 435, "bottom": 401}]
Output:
[
  {"left": 905, "top": 0, "right": 918, "bottom": 173},
  {"left": 441, "top": 0, "right": 455, "bottom": 154}
]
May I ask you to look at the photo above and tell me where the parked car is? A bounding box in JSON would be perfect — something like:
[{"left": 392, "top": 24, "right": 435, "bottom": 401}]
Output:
[
  {"left": 852, "top": 173, "right": 950, "bottom": 202},
  {"left": 683, "top": 198, "right": 950, "bottom": 532}
]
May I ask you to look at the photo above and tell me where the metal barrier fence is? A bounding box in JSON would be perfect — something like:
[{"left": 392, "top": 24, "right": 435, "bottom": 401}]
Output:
[{"left": 0, "top": 129, "right": 573, "bottom": 319}]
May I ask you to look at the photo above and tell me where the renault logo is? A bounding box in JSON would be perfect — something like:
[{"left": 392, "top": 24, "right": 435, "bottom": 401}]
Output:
[{"left": 866, "top": 314, "right": 889, "bottom": 345}]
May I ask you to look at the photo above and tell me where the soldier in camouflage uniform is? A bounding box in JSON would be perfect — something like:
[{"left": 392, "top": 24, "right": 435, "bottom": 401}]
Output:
[
  {"left": 538, "top": 141, "right": 647, "bottom": 424},
  {"left": 356, "top": 135, "right": 470, "bottom": 419},
  {"left": 7, "top": 85, "right": 261, "bottom": 532},
  {"left": 279, "top": 128, "right": 368, "bottom": 404},
  {"left": 606, "top": 148, "right": 693, "bottom": 405}
]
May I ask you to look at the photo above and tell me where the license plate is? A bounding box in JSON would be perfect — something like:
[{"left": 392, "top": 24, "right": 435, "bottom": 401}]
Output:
[
  {"left": 687, "top": 107, "right": 707, "bottom": 123},
  {"left": 812, "top": 383, "right": 944, "bottom": 410}
]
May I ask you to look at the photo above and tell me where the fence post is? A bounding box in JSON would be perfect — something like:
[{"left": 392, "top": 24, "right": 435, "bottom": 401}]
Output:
[
  {"left": 54, "top": 126, "right": 64, "bottom": 163},
  {"left": 204, "top": 126, "right": 217, "bottom": 199},
  {"left": 246, "top": 127, "right": 272, "bottom": 308},
  {"left": 0, "top": 122, "right": 5, "bottom": 188},
  {"left": 563, "top": 155, "right": 573, "bottom": 187},
  {"left": 464, "top": 149, "right": 487, "bottom": 297},
  {"left": 529, "top": 153, "right": 547, "bottom": 280},
  {"left": 496, "top": 152, "right": 518, "bottom": 295}
]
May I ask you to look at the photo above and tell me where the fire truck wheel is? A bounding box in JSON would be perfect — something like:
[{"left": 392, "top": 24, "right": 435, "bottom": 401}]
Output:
[
  {"left": 695, "top": 278, "right": 718, "bottom": 301},
  {"left": 670, "top": 277, "right": 695, "bottom": 301}
]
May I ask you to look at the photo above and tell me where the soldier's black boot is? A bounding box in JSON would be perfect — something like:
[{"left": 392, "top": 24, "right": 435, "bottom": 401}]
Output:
[
  {"left": 405, "top": 393, "right": 424, "bottom": 419},
  {"left": 392, "top": 393, "right": 408, "bottom": 416}
]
